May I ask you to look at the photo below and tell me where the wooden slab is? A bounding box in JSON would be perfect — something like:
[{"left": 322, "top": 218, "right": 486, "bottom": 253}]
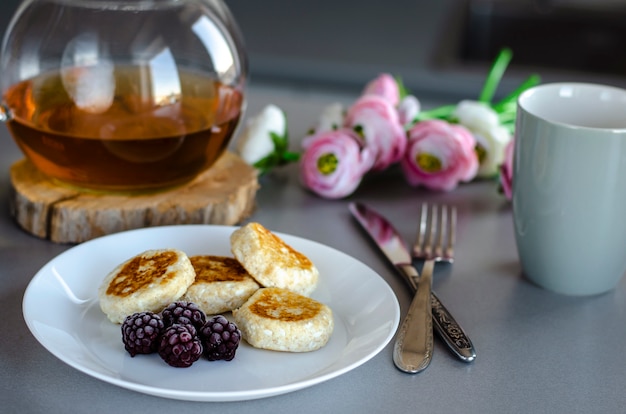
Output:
[{"left": 9, "top": 151, "right": 259, "bottom": 244}]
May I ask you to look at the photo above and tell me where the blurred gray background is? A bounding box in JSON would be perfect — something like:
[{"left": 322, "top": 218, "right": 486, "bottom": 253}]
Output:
[{"left": 2, "top": 0, "right": 626, "bottom": 101}]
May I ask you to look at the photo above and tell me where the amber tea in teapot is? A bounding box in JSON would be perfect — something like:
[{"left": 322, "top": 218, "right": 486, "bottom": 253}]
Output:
[{"left": 4, "top": 66, "right": 242, "bottom": 191}]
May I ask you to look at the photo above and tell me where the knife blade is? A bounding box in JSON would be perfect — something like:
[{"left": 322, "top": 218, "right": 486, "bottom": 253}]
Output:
[{"left": 349, "top": 202, "right": 476, "bottom": 364}]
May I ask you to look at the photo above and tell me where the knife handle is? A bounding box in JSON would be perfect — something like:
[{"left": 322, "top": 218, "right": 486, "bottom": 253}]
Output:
[
  {"left": 405, "top": 274, "right": 476, "bottom": 363},
  {"left": 430, "top": 292, "right": 476, "bottom": 362},
  {"left": 392, "top": 263, "right": 433, "bottom": 374}
]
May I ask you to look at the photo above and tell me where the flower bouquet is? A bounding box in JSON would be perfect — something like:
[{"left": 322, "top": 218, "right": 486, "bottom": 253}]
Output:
[{"left": 235, "top": 48, "right": 539, "bottom": 199}]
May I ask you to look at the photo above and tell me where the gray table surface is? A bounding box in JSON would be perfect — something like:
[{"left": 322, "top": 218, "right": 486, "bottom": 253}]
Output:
[{"left": 1, "top": 83, "right": 625, "bottom": 414}]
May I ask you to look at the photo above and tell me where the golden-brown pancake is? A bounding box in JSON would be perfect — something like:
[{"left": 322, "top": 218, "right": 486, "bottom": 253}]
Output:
[
  {"left": 182, "top": 255, "right": 259, "bottom": 315},
  {"left": 98, "top": 249, "right": 195, "bottom": 323},
  {"left": 230, "top": 222, "right": 319, "bottom": 296},
  {"left": 233, "top": 287, "right": 334, "bottom": 352}
]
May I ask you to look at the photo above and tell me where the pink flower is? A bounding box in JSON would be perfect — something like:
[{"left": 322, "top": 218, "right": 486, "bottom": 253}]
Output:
[
  {"left": 401, "top": 120, "right": 479, "bottom": 191},
  {"left": 362, "top": 73, "right": 400, "bottom": 106},
  {"left": 344, "top": 95, "right": 407, "bottom": 171},
  {"left": 300, "top": 129, "right": 375, "bottom": 199},
  {"left": 499, "top": 137, "right": 514, "bottom": 200}
]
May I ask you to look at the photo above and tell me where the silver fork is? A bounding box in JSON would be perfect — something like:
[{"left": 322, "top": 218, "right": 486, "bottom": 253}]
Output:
[{"left": 413, "top": 203, "right": 476, "bottom": 363}]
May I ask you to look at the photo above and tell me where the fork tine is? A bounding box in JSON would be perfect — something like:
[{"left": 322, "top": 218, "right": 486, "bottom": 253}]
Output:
[
  {"left": 413, "top": 203, "right": 428, "bottom": 258},
  {"left": 434, "top": 205, "right": 446, "bottom": 259},
  {"left": 413, "top": 204, "right": 456, "bottom": 262},
  {"left": 424, "top": 204, "right": 437, "bottom": 259},
  {"left": 445, "top": 206, "right": 457, "bottom": 262}
]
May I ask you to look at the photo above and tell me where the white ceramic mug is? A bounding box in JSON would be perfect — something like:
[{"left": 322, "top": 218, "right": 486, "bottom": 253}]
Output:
[{"left": 513, "top": 82, "right": 626, "bottom": 295}]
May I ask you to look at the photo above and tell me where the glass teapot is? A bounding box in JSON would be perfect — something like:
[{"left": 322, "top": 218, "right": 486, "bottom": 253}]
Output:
[{"left": 0, "top": 0, "right": 247, "bottom": 192}]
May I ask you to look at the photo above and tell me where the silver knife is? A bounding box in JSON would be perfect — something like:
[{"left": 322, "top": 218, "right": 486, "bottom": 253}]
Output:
[{"left": 349, "top": 202, "right": 476, "bottom": 364}]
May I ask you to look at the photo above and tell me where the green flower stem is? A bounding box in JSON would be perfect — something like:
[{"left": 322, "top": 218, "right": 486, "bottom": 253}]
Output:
[
  {"left": 414, "top": 104, "right": 458, "bottom": 122},
  {"left": 492, "top": 74, "right": 541, "bottom": 112},
  {"left": 478, "top": 48, "right": 513, "bottom": 104}
]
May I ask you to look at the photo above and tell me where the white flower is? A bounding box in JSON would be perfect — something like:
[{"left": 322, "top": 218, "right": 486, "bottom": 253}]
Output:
[
  {"left": 397, "top": 95, "right": 420, "bottom": 126},
  {"left": 313, "top": 102, "right": 345, "bottom": 134},
  {"left": 454, "top": 100, "right": 512, "bottom": 177},
  {"left": 454, "top": 100, "right": 500, "bottom": 130},
  {"left": 472, "top": 125, "right": 511, "bottom": 177},
  {"left": 235, "top": 104, "right": 286, "bottom": 165}
]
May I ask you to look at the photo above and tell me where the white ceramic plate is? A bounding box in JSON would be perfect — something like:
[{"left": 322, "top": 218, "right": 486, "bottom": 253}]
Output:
[{"left": 23, "top": 225, "right": 400, "bottom": 402}]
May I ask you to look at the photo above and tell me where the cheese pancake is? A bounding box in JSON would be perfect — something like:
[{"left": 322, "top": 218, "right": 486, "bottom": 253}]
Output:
[
  {"left": 98, "top": 249, "right": 195, "bottom": 324},
  {"left": 233, "top": 287, "right": 334, "bottom": 352},
  {"left": 230, "top": 222, "right": 319, "bottom": 296},
  {"left": 182, "top": 255, "right": 260, "bottom": 315}
]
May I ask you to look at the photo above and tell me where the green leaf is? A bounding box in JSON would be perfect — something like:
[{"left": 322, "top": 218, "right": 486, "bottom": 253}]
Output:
[
  {"left": 253, "top": 153, "right": 279, "bottom": 175},
  {"left": 282, "top": 151, "right": 301, "bottom": 162},
  {"left": 251, "top": 112, "right": 302, "bottom": 175},
  {"left": 270, "top": 131, "right": 287, "bottom": 153}
]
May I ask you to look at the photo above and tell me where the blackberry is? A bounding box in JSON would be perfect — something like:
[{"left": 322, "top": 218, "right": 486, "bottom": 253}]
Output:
[
  {"left": 199, "top": 315, "right": 241, "bottom": 361},
  {"left": 161, "top": 301, "right": 206, "bottom": 330},
  {"left": 121, "top": 312, "right": 165, "bottom": 357},
  {"left": 158, "top": 323, "right": 203, "bottom": 368}
]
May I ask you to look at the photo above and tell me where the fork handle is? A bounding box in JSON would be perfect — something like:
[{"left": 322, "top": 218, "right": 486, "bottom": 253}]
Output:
[
  {"left": 430, "top": 292, "right": 476, "bottom": 362},
  {"left": 392, "top": 262, "right": 434, "bottom": 374}
]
